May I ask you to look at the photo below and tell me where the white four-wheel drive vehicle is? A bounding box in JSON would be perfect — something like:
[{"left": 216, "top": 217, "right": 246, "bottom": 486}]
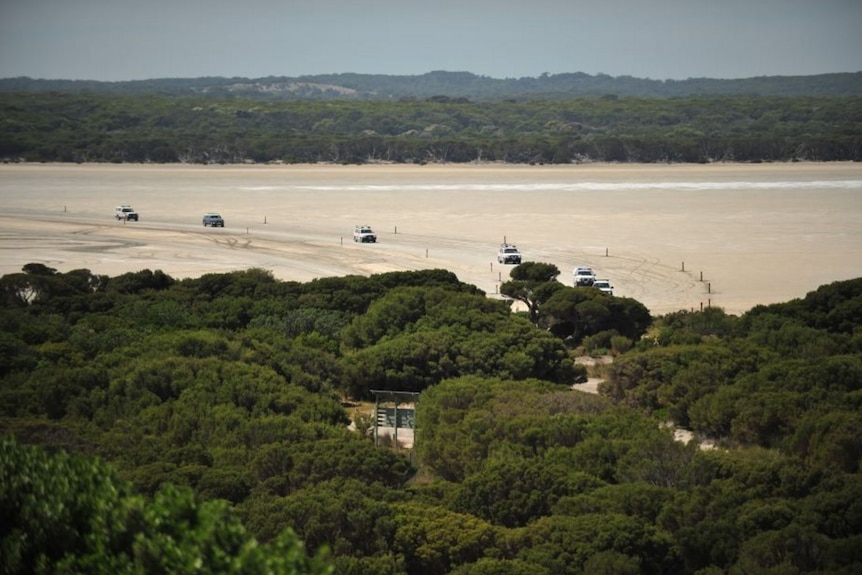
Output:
[
  {"left": 592, "top": 279, "right": 614, "bottom": 295},
  {"left": 573, "top": 267, "right": 596, "bottom": 287},
  {"left": 353, "top": 225, "right": 377, "bottom": 243},
  {"left": 115, "top": 205, "right": 139, "bottom": 221},
  {"left": 497, "top": 244, "right": 522, "bottom": 264}
]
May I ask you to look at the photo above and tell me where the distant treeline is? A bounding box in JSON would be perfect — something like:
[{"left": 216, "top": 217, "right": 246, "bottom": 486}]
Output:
[
  {"left": 1, "top": 91, "right": 860, "bottom": 164},
  {"left": 2, "top": 70, "right": 862, "bottom": 100}
]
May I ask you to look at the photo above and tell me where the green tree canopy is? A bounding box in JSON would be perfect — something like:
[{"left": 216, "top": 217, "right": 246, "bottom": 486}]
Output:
[{"left": 0, "top": 437, "right": 333, "bottom": 574}]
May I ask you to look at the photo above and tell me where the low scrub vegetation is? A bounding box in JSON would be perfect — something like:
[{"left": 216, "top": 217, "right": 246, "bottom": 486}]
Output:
[{"left": 2, "top": 263, "right": 861, "bottom": 573}]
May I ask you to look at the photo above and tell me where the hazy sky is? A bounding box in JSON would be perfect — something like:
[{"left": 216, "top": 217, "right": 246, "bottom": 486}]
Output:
[{"left": 1, "top": 0, "right": 860, "bottom": 81}]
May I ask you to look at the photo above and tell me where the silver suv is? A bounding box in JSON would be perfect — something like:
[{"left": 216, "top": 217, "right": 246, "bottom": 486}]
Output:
[{"left": 202, "top": 213, "right": 224, "bottom": 227}]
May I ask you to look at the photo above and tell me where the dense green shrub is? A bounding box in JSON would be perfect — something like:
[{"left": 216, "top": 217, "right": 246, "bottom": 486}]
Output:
[{"left": 2, "top": 264, "right": 861, "bottom": 574}]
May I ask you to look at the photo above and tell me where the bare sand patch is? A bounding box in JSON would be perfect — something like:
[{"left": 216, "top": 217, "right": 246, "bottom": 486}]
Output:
[{"left": 1, "top": 162, "right": 860, "bottom": 316}]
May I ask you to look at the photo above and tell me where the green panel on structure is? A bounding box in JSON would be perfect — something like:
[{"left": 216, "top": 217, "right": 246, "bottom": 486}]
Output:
[{"left": 376, "top": 407, "right": 416, "bottom": 429}]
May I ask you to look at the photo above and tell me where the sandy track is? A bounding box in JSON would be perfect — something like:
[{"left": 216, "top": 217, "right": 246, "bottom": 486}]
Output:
[{"left": 1, "top": 162, "right": 861, "bottom": 316}]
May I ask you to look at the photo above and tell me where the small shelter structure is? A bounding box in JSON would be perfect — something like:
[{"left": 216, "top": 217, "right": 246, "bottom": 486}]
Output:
[{"left": 371, "top": 390, "right": 419, "bottom": 448}]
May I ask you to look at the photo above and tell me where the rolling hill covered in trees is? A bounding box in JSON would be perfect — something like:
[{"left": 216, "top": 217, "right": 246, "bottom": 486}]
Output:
[
  {"left": 1, "top": 91, "right": 859, "bottom": 164},
  {"left": 2, "top": 71, "right": 862, "bottom": 100},
  {"left": 2, "top": 262, "right": 861, "bottom": 574},
  {"left": 1, "top": 70, "right": 861, "bottom": 164}
]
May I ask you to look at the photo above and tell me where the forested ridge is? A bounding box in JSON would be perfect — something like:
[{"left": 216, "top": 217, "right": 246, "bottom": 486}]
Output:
[
  {"left": 3, "top": 71, "right": 862, "bottom": 100},
  {"left": 2, "top": 91, "right": 860, "bottom": 164},
  {"left": 2, "top": 261, "right": 861, "bottom": 574}
]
